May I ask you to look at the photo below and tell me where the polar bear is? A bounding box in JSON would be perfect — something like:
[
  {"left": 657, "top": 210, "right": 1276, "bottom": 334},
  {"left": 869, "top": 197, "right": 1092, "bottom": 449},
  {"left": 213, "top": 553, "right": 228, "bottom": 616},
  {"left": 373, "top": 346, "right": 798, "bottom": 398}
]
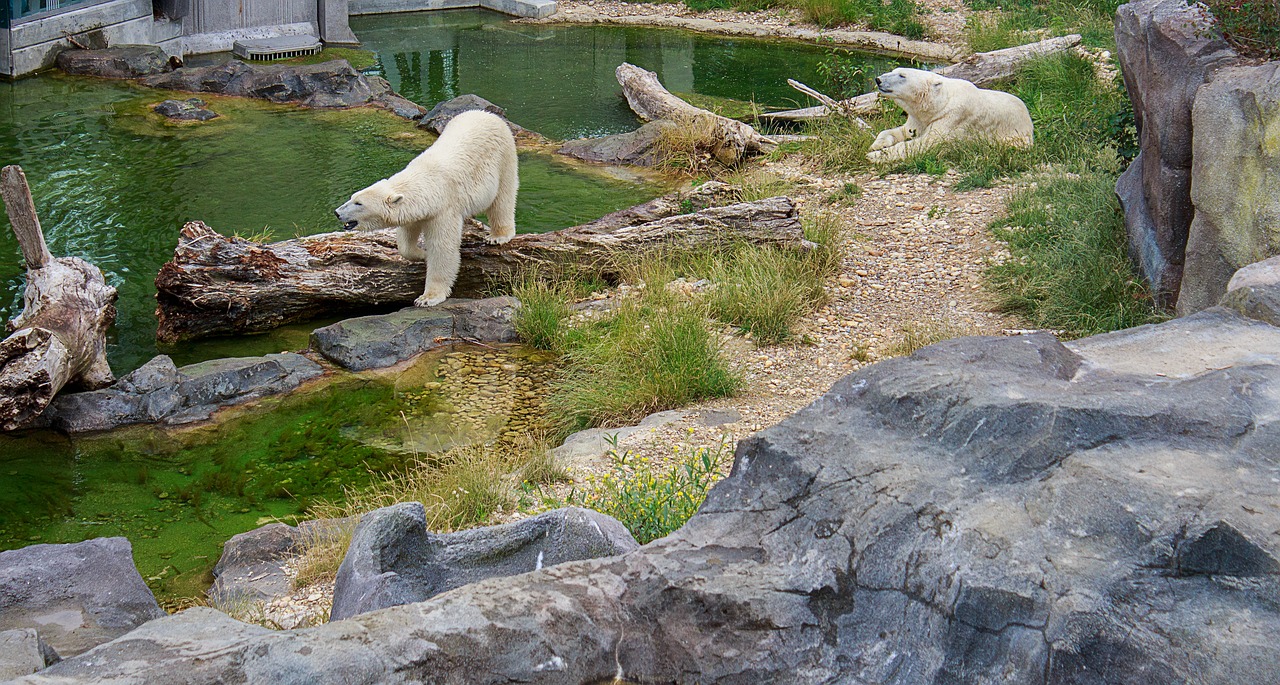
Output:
[
  {"left": 334, "top": 109, "right": 519, "bottom": 307},
  {"left": 867, "top": 67, "right": 1033, "bottom": 163}
]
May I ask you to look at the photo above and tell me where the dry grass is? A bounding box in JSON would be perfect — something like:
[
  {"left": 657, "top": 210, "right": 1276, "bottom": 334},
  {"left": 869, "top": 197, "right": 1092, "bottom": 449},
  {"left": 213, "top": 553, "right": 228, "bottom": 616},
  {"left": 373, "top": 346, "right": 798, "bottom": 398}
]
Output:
[
  {"left": 292, "top": 436, "right": 564, "bottom": 588},
  {"left": 654, "top": 114, "right": 739, "bottom": 174},
  {"left": 886, "top": 319, "right": 982, "bottom": 356}
]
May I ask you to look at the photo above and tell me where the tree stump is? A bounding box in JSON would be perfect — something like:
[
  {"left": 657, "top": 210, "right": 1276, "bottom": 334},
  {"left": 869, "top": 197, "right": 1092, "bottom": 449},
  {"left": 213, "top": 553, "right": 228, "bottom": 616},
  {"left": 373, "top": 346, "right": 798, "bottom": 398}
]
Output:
[{"left": 0, "top": 165, "right": 117, "bottom": 431}]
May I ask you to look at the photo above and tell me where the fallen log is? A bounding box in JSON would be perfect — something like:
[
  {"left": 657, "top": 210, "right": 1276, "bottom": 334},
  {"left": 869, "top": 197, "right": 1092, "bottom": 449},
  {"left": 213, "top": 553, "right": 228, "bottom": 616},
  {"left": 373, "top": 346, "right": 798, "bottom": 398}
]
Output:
[
  {"left": 763, "top": 34, "right": 1083, "bottom": 122},
  {"left": 615, "top": 62, "right": 775, "bottom": 162},
  {"left": 155, "top": 186, "right": 807, "bottom": 343},
  {"left": 0, "top": 165, "right": 117, "bottom": 431}
]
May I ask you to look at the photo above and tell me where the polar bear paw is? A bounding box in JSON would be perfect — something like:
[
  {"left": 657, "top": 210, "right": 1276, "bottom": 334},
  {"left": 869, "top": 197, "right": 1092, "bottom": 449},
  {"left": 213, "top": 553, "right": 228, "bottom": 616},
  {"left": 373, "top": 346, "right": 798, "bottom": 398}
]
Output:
[
  {"left": 485, "top": 234, "right": 514, "bottom": 245},
  {"left": 869, "top": 130, "right": 896, "bottom": 152},
  {"left": 414, "top": 292, "right": 448, "bottom": 307}
]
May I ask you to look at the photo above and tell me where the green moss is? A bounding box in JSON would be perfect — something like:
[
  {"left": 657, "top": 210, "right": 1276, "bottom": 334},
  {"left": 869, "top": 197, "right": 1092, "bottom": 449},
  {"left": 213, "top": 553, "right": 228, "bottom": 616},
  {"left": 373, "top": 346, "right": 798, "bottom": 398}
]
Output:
[{"left": 268, "top": 47, "right": 380, "bottom": 71}]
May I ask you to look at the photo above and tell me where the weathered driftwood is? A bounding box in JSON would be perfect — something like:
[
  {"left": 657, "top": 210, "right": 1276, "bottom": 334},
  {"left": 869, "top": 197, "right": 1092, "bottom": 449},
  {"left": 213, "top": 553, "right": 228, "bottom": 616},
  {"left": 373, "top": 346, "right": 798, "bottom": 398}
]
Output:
[
  {"left": 155, "top": 187, "right": 806, "bottom": 343},
  {"left": 763, "top": 34, "right": 1084, "bottom": 122},
  {"left": 0, "top": 165, "right": 117, "bottom": 431},
  {"left": 616, "top": 62, "right": 775, "bottom": 161}
]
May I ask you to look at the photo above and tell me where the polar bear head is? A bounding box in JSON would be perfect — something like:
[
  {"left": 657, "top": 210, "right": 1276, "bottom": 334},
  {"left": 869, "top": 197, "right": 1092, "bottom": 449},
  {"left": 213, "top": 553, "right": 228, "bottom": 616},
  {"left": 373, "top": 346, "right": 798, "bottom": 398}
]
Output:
[
  {"left": 874, "top": 67, "right": 946, "bottom": 118},
  {"left": 334, "top": 179, "right": 406, "bottom": 231}
]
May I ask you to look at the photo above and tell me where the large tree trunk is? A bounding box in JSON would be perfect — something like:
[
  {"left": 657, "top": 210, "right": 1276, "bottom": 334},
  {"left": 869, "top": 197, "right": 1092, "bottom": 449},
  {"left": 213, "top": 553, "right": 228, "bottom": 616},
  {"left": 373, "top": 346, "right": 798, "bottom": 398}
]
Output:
[
  {"left": 155, "top": 187, "right": 807, "bottom": 343},
  {"left": 763, "top": 34, "right": 1084, "bottom": 122},
  {"left": 615, "top": 62, "right": 774, "bottom": 162},
  {"left": 0, "top": 165, "right": 117, "bottom": 431}
]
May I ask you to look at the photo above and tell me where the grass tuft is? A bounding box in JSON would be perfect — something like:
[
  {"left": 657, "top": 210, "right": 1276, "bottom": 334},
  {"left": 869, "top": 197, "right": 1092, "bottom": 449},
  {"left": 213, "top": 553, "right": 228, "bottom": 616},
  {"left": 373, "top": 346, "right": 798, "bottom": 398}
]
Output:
[
  {"left": 548, "top": 294, "right": 739, "bottom": 438},
  {"left": 985, "top": 171, "right": 1165, "bottom": 338}
]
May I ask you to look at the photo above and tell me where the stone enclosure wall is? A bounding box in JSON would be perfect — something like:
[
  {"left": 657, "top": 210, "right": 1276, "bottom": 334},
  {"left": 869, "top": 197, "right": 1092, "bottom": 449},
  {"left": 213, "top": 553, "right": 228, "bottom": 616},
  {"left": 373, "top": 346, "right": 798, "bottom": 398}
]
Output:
[{"left": 1115, "top": 0, "right": 1280, "bottom": 314}]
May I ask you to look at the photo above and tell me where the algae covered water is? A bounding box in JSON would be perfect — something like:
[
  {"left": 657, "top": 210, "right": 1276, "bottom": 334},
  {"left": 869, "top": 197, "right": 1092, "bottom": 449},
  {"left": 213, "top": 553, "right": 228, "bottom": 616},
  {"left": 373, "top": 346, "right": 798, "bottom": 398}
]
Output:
[{"left": 0, "top": 345, "right": 554, "bottom": 601}]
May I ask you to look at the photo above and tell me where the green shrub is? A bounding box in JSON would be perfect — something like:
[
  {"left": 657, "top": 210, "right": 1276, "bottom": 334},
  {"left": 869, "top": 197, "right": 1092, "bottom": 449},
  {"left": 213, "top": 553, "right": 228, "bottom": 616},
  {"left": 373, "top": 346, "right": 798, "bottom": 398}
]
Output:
[
  {"left": 568, "top": 439, "right": 729, "bottom": 544},
  {"left": 513, "top": 276, "right": 576, "bottom": 352}
]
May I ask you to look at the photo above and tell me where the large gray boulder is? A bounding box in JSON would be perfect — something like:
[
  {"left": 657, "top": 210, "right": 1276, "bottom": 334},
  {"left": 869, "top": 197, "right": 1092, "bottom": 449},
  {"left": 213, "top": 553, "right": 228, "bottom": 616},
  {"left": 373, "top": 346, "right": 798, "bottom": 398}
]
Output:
[
  {"left": 55, "top": 46, "right": 173, "bottom": 79},
  {"left": 310, "top": 297, "right": 519, "bottom": 371},
  {"left": 1176, "top": 62, "right": 1280, "bottom": 315},
  {"left": 17, "top": 308, "right": 1280, "bottom": 683},
  {"left": 1114, "top": 0, "right": 1238, "bottom": 305},
  {"left": 0, "top": 538, "right": 164, "bottom": 658},
  {"left": 37, "top": 352, "right": 325, "bottom": 433},
  {"left": 330, "top": 505, "right": 639, "bottom": 620}
]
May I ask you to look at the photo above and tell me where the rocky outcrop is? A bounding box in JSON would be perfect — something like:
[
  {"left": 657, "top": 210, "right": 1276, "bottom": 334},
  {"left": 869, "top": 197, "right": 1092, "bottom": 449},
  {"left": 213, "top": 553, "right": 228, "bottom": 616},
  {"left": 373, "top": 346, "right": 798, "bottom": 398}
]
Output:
[
  {"left": 1176, "top": 62, "right": 1280, "bottom": 314},
  {"left": 17, "top": 307, "right": 1280, "bottom": 683},
  {"left": 1114, "top": 0, "right": 1238, "bottom": 306},
  {"left": 0, "top": 630, "right": 59, "bottom": 680},
  {"left": 417, "top": 94, "right": 538, "bottom": 140},
  {"left": 330, "top": 505, "right": 639, "bottom": 620},
  {"left": 55, "top": 46, "right": 173, "bottom": 79},
  {"left": 0, "top": 538, "right": 164, "bottom": 659},
  {"left": 35, "top": 352, "right": 324, "bottom": 433},
  {"left": 558, "top": 120, "right": 674, "bottom": 166},
  {"left": 153, "top": 98, "right": 219, "bottom": 122},
  {"left": 139, "top": 60, "right": 425, "bottom": 117},
  {"left": 309, "top": 297, "right": 519, "bottom": 371}
]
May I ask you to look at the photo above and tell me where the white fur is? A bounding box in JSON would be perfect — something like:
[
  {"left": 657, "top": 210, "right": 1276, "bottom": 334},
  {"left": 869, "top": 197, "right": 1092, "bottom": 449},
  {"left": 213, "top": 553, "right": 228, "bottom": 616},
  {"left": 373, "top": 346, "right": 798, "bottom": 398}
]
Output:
[
  {"left": 867, "top": 67, "right": 1034, "bottom": 163},
  {"left": 334, "top": 110, "right": 519, "bottom": 307}
]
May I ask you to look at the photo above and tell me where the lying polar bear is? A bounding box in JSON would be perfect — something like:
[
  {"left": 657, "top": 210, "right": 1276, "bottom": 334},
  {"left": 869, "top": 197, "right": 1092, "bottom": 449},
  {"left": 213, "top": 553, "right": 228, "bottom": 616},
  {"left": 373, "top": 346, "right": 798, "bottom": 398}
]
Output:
[
  {"left": 867, "top": 67, "right": 1033, "bottom": 163},
  {"left": 334, "top": 109, "right": 518, "bottom": 307}
]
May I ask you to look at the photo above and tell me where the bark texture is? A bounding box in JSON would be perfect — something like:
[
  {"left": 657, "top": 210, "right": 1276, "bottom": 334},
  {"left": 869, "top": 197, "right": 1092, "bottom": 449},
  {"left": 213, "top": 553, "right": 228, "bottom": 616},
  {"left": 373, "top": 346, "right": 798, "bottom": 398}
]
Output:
[{"left": 0, "top": 165, "right": 117, "bottom": 431}]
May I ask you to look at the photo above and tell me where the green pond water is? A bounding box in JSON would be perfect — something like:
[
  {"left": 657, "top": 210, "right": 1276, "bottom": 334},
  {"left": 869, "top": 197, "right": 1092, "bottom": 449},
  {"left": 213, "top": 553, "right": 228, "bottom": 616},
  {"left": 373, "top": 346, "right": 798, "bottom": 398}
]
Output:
[
  {"left": 0, "top": 10, "right": 917, "bottom": 603},
  {"left": 352, "top": 9, "right": 914, "bottom": 140},
  {"left": 0, "top": 345, "right": 554, "bottom": 601}
]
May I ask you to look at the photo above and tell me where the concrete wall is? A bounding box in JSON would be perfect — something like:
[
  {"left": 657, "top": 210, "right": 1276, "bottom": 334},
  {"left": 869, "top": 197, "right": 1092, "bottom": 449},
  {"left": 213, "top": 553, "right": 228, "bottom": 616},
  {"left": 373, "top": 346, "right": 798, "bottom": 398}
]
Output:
[
  {"left": 350, "top": 0, "right": 555, "bottom": 18},
  {"left": 181, "top": 0, "right": 317, "bottom": 35},
  {"left": 4, "top": 0, "right": 152, "bottom": 77}
]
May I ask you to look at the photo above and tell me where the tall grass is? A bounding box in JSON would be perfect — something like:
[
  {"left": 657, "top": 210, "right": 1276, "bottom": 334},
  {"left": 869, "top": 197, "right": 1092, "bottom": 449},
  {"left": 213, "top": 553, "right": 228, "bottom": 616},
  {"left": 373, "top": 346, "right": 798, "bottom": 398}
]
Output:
[
  {"left": 548, "top": 294, "right": 739, "bottom": 438},
  {"left": 985, "top": 171, "right": 1165, "bottom": 337},
  {"left": 964, "top": 0, "right": 1121, "bottom": 49},
  {"left": 794, "top": 0, "right": 927, "bottom": 36}
]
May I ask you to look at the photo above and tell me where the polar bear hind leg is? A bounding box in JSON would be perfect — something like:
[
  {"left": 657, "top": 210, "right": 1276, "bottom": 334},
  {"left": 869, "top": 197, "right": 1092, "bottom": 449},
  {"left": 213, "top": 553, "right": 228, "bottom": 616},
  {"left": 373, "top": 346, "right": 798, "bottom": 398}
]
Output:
[
  {"left": 484, "top": 159, "right": 518, "bottom": 245},
  {"left": 416, "top": 215, "right": 464, "bottom": 307}
]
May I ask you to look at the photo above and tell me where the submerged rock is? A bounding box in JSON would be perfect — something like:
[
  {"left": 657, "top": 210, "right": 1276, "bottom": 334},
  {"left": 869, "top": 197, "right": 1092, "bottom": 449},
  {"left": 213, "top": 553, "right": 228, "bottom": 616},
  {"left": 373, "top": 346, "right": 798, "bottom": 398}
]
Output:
[
  {"left": 55, "top": 46, "right": 173, "bottom": 79},
  {"left": 37, "top": 352, "right": 324, "bottom": 433},
  {"left": 329, "top": 504, "right": 639, "bottom": 620},
  {"left": 17, "top": 307, "right": 1280, "bottom": 683},
  {"left": 0, "top": 538, "right": 164, "bottom": 658},
  {"left": 152, "top": 98, "right": 219, "bottom": 122},
  {"left": 558, "top": 120, "right": 675, "bottom": 166},
  {"left": 139, "top": 60, "right": 425, "bottom": 117}
]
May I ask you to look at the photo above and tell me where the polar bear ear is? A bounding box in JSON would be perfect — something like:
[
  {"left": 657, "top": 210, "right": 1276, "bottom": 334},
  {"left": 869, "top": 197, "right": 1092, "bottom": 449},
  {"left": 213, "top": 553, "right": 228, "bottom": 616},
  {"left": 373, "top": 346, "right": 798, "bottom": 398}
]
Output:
[{"left": 386, "top": 193, "right": 405, "bottom": 206}]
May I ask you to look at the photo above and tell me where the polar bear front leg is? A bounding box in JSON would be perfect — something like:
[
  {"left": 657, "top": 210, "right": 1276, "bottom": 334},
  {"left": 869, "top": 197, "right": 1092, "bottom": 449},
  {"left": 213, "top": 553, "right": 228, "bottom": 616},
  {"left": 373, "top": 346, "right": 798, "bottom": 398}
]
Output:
[
  {"left": 415, "top": 215, "right": 464, "bottom": 307},
  {"left": 396, "top": 223, "right": 426, "bottom": 261},
  {"left": 869, "top": 115, "right": 922, "bottom": 153}
]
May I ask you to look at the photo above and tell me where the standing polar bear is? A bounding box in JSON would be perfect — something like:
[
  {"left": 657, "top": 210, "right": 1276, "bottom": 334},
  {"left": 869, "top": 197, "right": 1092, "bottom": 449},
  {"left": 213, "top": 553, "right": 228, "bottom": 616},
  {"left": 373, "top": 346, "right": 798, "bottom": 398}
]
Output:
[
  {"left": 867, "top": 67, "right": 1033, "bottom": 163},
  {"left": 334, "top": 110, "right": 519, "bottom": 307}
]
